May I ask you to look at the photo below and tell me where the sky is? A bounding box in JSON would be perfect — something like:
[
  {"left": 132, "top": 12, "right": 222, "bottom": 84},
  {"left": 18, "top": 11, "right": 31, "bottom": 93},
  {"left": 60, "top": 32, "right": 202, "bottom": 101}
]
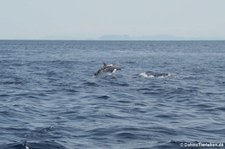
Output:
[{"left": 0, "top": 0, "right": 225, "bottom": 40}]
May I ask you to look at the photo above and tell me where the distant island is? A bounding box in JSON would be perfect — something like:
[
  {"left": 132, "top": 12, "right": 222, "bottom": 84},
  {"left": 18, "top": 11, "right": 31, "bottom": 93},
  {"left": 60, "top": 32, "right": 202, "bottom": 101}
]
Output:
[
  {"left": 98, "top": 35, "right": 131, "bottom": 40},
  {"left": 98, "top": 34, "right": 184, "bottom": 40},
  {"left": 37, "top": 34, "right": 225, "bottom": 41},
  {"left": 98, "top": 34, "right": 223, "bottom": 41}
]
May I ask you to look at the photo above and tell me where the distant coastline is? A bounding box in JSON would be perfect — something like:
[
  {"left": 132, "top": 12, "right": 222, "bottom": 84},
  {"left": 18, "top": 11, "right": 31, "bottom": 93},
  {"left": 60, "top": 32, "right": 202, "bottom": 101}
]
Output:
[{"left": 0, "top": 34, "right": 224, "bottom": 41}]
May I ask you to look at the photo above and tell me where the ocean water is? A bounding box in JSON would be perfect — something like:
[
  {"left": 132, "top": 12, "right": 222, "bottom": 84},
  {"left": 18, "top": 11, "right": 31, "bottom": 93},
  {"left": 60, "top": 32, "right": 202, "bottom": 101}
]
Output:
[{"left": 0, "top": 40, "right": 225, "bottom": 149}]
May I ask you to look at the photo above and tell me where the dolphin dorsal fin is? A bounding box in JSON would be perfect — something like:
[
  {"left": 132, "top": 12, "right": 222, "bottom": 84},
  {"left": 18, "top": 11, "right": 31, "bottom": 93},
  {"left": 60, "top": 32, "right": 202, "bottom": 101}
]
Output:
[{"left": 103, "top": 62, "right": 107, "bottom": 67}]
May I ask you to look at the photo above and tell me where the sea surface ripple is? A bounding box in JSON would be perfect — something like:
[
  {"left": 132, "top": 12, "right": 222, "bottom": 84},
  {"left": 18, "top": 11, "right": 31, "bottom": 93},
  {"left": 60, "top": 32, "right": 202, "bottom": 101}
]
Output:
[{"left": 0, "top": 40, "right": 225, "bottom": 149}]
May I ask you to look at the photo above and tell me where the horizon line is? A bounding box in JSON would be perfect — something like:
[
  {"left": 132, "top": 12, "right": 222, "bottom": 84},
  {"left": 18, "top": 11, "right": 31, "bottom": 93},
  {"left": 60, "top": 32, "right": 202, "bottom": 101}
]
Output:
[{"left": 0, "top": 39, "right": 225, "bottom": 41}]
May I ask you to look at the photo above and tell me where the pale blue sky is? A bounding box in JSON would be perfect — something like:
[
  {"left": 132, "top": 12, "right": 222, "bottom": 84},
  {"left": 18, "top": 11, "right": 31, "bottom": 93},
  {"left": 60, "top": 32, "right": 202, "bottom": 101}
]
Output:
[{"left": 0, "top": 0, "right": 225, "bottom": 40}]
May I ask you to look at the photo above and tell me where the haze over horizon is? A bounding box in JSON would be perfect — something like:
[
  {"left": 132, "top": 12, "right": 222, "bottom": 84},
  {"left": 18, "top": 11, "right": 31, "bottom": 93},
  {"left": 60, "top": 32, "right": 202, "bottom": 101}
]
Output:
[{"left": 0, "top": 0, "right": 225, "bottom": 40}]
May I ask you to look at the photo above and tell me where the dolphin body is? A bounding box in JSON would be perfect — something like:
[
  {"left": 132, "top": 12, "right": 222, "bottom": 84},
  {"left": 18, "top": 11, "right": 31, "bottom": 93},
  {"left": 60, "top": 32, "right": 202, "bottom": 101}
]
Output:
[{"left": 94, "top": 63, "right": 121, "bottom": 76}]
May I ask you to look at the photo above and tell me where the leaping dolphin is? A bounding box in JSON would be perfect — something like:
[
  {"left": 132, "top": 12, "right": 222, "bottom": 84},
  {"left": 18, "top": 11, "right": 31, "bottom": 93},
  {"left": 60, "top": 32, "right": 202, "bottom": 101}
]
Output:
[{"left": 94, "top": 63, "right": 121, "bottom": 76}]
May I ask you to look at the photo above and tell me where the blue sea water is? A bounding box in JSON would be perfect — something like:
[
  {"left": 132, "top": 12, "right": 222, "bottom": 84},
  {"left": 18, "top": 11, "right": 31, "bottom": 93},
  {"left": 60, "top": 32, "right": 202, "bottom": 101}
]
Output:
[{"left": 0, "top": 40, "right": 225, "bottom": 149}]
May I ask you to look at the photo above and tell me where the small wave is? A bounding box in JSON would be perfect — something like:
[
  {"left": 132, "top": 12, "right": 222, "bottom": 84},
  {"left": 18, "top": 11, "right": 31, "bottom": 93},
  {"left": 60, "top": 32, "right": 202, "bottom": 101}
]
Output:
[
  {"left": 0, "top": 94, "right": 10, "bottom": 97},
  {"left": 169, "top": 87, "right": 198, "bottom": 95},
  {"left": 87, "top": 127, "right": 115, "bottom": 137},
  {"left": 216, "top": 107, "right": 225, "bottom": 112},
  {"left": 94, "top": 74, "right": 129, "bottom": 87},
  {"left": 136, "top": 87, "right": 165, "bottom": 95},
  {"left": 0, "top": 77, "right": 27, "bottom": 86},
  {"left": 115, "top": 132, "right": 138, "bottom": 139},
  {"left": 0, "top": 141, "right": 68, "bottom": 149},
  {"left": 134, "top": 147, "right": 151, "bottom": 149},
  {"left": 97, "top": 95, "right": 110, "bottom": 99},
  {"left": 109, "top": 81, "right": 129, "bottom": 87},
  {"left": 125, "top": 60, "right": 137, "bottom": 64},
  {"left": 82, "top": 81, "right": 99, "bottom": 87},
  {"left": 0, "top": 143, "right": 27, "bottom": 149}
]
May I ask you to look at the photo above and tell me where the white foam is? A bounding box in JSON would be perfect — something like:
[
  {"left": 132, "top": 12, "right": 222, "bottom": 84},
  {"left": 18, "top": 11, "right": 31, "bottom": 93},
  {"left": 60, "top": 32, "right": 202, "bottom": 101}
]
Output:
[
  {"left": 112, "top": 69, "right": 117, "bottom": 73},
  {"left": 139, "top": 72, "right": 154, "bottom": 78},
  {"left": 139, "top": 72, "right": 171, "bottom": 78}
]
